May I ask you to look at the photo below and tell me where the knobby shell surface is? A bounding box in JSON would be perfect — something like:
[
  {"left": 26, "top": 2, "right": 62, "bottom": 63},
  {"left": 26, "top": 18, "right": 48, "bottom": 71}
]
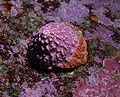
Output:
[{"left": 27, "top": 22, "right": 87, "bottom": 69}]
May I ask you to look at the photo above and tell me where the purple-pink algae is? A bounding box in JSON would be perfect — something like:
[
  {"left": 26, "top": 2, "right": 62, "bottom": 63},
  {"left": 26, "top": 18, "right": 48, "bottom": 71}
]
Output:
[{"left": 74, "top": 56, "right": 120, "bottom": 97}]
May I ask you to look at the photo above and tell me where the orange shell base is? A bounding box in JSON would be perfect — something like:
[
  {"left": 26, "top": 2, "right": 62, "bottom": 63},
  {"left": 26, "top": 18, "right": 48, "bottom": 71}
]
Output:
[{"left": 60, "top": 29, "right": 87, "bottom": 68}]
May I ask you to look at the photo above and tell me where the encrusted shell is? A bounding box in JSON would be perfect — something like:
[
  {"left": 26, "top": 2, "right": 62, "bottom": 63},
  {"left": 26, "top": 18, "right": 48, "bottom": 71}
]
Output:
[{"left": 27, "top": 22, "right": 87, "bottom": 69}]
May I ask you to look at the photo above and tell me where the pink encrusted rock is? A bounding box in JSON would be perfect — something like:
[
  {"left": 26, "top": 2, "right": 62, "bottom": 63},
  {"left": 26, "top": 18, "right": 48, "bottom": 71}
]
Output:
[
  {"left": 74, "top": 56, "right": 120, "bottom": 97},
  {"left": 27, "top": 22, "right": 87, "bottom": 69}
]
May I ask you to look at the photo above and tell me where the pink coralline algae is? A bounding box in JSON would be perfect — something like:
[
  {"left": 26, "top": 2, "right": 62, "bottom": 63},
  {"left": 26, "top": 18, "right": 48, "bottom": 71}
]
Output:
[
  {"left": 18, "top": 81, "right": 58, "bottom": 97},
  {"left": 84, "top": 27, "right": 120, "bottom": 50},
  {"left": 27, "top": 22, "right": 87, "bottom": 69},
  {"left": 58, "top": 0, "right": 88, "bottom": 25},
  {"left": 74, "top": 56, "right": 120, "bottom": 97}
]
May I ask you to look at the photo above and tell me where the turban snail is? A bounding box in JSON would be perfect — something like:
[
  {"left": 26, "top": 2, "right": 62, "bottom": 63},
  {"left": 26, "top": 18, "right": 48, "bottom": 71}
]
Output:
[{"left": 27, "top": 22, "right": 87, "bottom": 69}]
